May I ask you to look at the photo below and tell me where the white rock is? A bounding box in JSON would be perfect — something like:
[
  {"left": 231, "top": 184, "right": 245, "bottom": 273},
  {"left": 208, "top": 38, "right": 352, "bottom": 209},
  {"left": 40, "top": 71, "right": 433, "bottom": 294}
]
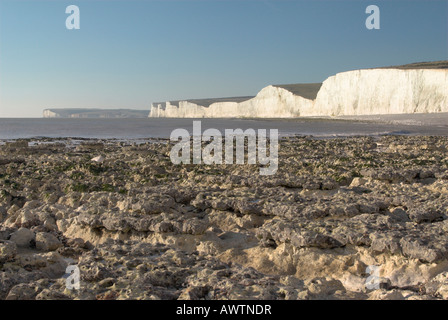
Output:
[
  {"left": 349, "top": 177, "right": 372, "bottom": 187},
  {"left": 91, "top": 155, "right": 104, "bottom": 163}
]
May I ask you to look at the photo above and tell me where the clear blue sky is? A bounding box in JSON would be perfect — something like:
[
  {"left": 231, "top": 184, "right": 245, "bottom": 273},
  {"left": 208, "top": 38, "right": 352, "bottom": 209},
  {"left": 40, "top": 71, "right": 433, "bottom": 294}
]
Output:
[{"left": 0, "top": 0, "right": 447, "bottom": 117}]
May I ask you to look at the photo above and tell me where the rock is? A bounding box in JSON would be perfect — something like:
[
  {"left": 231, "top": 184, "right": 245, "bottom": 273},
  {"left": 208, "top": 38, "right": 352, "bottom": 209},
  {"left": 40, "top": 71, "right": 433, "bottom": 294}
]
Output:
[
  {"left": 5, "top": 279, "right": 52, "bottom": 300},
  {"left": 96, "top": 290, "right": 119, "bottom": 300},
  {"left": 407, "top": 207, "right": 443, "bottom": 223},
  {"left": 181, "top": 218, "right": 208, "bottom": 235},
  {"left": 16, "top": 210, "right": 40, "bottom": 228},
  {"left": 436, "top": 284, "right": 448, "bottom": 299},
  {"left": 22, "top": 200, "right": 42, "bottom": 210},
  {"left": 9, "top": 228, "right": 35, "bottom": 247},
  {"left": 425, "top": 272, "right": 448, "bottom": 299},
  {"left": 98, "top": 278, "right": 115, "bottom": 288},
  {"left": 0, "top": 159, "right": 11, "bottom": 166},
  {"left": 0, "top": 206, "right": 7, "bottom": 222},
  {"left": 66, "top": 237, "right": 88, "bottom": 249},
  {"left": 304, "top": 278, "right": 346, "bottom": 297},
  {"left": 0, "top": 227, "right": 15, "bottom": 241},
  {"left": 1, "top": 135, "right": 448, "bottom": 300},
  {"left": 35, "top": 289, "right": 71, "bottom": 300},
  {"left": 5, "top": 283, "right": 40, "bottom": 300},
  {"left": 178, "top": 286, "right": 210, "bottom": 300},
  {"left": 350, "top": 177, "right": 369, "bottom": 187},
  {"left": 368, "top": 289, "right": 405, "bottom": 300},
  {"left": 35, "top": 232, "right": 63, "bottom": 251},
  {"left": 387, "top": 207, "right": 410, "bottom": 222},
  {"left": 17, "top": 251, "right": 67, "bottom": 278},
  {"left": 399, "top": 238, "right": 442, "bottom": 263},
  {"left": 0, "top": 240, "right": 17, "bottom": 263},
  {"left": 91, "top": 155, "right": 104, "bottom": 163}
]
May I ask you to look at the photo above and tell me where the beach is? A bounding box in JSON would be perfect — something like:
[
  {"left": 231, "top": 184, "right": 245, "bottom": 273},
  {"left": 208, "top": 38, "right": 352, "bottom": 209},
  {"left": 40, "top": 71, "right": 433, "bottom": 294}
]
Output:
[
  {"left": 1, "top": 134, "right": 448, "bottom": 300},
  {"left": 1, "top": 0, "right": 447, "bottom": 305}
]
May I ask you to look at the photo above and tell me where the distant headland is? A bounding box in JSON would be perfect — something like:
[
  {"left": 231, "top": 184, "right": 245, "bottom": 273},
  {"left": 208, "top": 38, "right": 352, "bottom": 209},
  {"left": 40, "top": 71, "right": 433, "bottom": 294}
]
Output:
[{"left": 43, "top": 108, "right": 148, "bottom": 118}]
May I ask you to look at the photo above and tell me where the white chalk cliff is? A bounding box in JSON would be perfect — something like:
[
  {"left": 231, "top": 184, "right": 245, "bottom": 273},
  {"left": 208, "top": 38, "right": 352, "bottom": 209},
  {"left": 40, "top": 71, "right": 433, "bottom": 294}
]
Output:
[
  {"left": 149, "top": 64, "right": 448, "bottom": 118},
  {"left": 149, "top": 85, "right": 318, "bottom": 118},
  {"left": 314, "top": 68, "right": 448, "bottom": 116}
]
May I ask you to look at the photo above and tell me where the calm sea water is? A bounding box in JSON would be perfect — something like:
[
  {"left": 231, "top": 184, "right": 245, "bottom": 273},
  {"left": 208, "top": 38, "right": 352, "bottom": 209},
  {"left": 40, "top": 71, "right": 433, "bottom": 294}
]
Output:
[{"left": 0, "top": 118, "right": 447, "bottom": 140}]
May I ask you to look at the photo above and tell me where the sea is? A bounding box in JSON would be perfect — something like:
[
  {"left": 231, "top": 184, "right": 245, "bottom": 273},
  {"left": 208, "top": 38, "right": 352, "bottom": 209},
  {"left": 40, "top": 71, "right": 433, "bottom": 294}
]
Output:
[{"left": 0, "top": 116, "right": 447, "bottom": 141}]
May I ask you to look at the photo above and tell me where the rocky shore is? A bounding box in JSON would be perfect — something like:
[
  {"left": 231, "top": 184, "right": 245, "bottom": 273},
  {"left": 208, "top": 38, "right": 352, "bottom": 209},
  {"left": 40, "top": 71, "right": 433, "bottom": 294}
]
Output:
[{"left": 1, "top": 135, "right": 448, "bottom": 300}]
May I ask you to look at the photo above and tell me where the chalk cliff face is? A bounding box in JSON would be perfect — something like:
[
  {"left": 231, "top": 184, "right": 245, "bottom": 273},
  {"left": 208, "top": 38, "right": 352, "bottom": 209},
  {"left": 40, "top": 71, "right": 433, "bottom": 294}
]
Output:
[
  {"left": 149, "top": 85, "right": 316, "bottom": 118},
  {"left": 148, "top": 66, "right": 448, "bottom": 118},
  {"left": 312, "top": 69, "right": 448, "bottom": 116},
  {"left": 43, "top": 110, "right": 60, "bottom": 118}
]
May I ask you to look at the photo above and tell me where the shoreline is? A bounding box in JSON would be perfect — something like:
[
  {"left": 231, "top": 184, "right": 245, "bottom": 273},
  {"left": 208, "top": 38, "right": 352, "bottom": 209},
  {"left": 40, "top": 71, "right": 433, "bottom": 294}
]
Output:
[
  {"left": 1, "top": 113, "right": 447, "bottom": 141},
  {"left": 4, "top": 111, "right": 448, "bottom": 122}
]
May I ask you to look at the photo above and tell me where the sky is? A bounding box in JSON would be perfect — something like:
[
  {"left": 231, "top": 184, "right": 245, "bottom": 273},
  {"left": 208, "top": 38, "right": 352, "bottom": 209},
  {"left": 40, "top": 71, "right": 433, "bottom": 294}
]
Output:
[{"left": 0, "top": 0, "right": 447, "bottom": 118}]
